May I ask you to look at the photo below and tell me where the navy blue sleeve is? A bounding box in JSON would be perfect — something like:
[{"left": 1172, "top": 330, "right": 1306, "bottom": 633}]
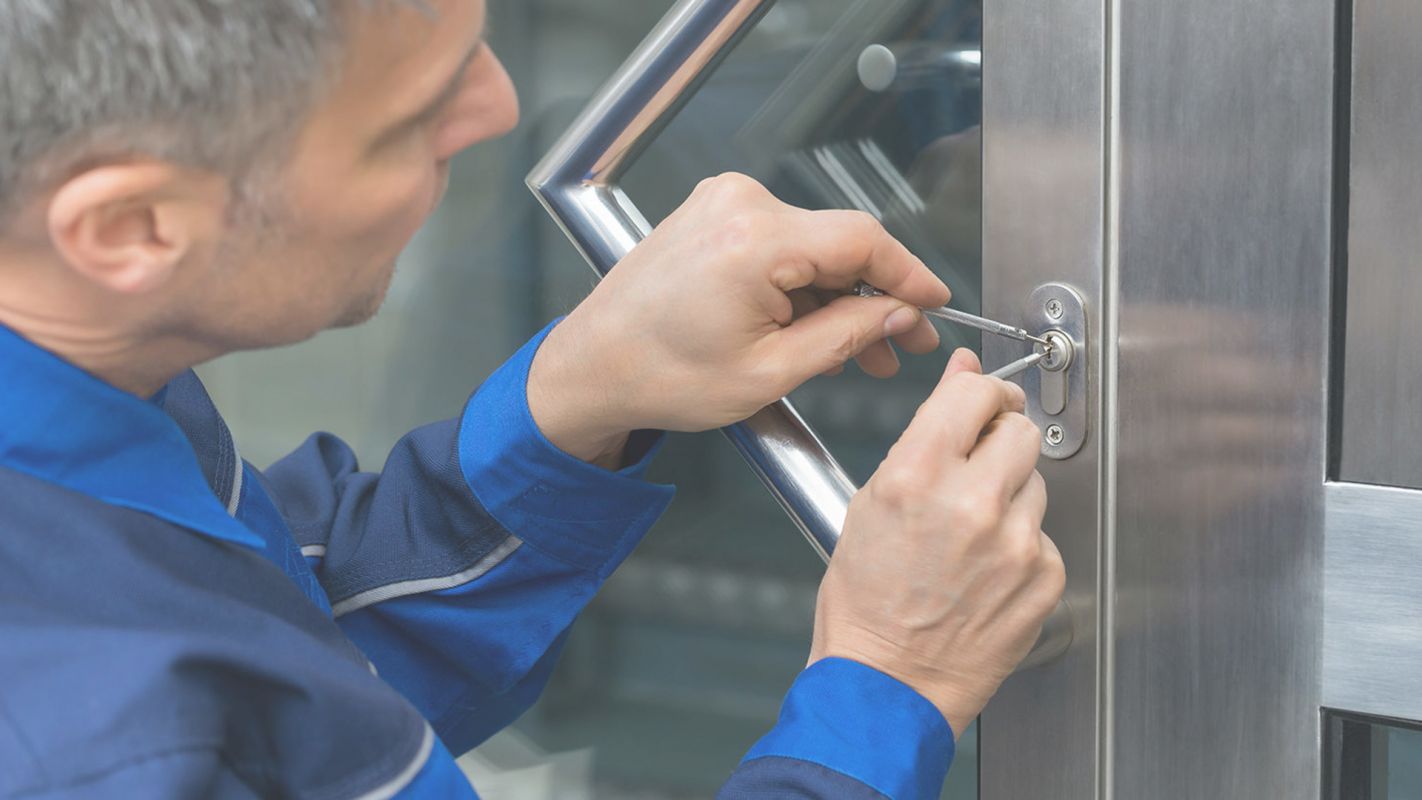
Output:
[
  {"left": 254, "top": 321, "right": 675, "bottom": 755},
  {"left": 717, "top": 659, "right": 956, "bottom": 800}
]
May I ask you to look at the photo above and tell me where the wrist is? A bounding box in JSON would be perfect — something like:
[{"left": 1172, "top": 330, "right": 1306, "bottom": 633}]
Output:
[{"left": 527, "top": 318, "right": 636, "bottom": 468}]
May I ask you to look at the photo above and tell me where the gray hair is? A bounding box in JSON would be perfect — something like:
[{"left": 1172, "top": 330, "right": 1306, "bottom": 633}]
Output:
[{"left": 0, "top": 1, "right": 375, "bottom": 221}]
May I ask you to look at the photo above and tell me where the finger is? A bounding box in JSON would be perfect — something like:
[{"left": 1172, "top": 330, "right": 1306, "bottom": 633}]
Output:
[
  {"left": 770, "top": 208, "right": 951, "bottom": 309},
  {"left": 895, "top": 371, "right": 1026, "bottom": 462},
  {"left": 944, "top": 347, "right": 982, "bottom": 377},
  {"left": 1005, "top": 470, "right": 1049, "bottom": 535},
  {"left": 765, "top": 294, "right": 922, "bottom": 383},
  {"left": 1036, "top": 531, "right": 1067, "bottom": 599},
  {"left": 890, "top": 315, "right": 941, "bottom": 355},
  {"left": 968, "top": 413, "right": 1043, "bottom": 499},
  {"left": 854, "top": 339, "right": 901, "bottom": 378}
]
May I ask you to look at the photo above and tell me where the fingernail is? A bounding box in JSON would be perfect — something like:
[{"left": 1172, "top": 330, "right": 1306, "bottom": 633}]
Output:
[{"left": 884, "top": 307, "right": 918, "bottom": 337}]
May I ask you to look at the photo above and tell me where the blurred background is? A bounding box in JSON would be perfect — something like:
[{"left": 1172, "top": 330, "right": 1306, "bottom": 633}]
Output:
[{"left": 200, "top": 0, "right": 986, "bottom": 796}]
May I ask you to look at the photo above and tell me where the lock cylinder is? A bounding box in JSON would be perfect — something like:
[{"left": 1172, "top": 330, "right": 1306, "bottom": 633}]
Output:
[{"left": 1040, "top": 331, "right": 1074, "bottom": 373}]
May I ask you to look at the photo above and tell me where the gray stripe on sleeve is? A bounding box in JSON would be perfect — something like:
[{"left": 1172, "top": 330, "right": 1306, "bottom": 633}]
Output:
[{"left": 330, "top": 536, "right": 523, "bottom": 618}]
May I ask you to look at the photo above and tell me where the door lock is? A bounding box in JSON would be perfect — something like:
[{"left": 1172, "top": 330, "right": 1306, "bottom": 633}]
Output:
[{"left": 1022, "top": 284, "right": 1087, "bottom": 459}]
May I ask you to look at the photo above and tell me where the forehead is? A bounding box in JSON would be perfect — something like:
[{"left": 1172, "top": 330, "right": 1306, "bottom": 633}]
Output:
[{"left": 325, "top": 0, "right": 485, "bottom": 120}]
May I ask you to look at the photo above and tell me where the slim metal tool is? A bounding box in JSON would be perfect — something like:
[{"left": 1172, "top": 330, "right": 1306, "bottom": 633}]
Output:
[
  {"left": 853, "top": 282, "right": 1051, "bottom": 346},
  {"left": 989, "top": 350, "right": 1047, "bottom": 380}
]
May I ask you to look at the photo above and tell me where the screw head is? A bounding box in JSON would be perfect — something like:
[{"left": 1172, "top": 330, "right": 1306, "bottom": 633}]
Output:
[
  {"left": 1045, "top": 298, "right": 1065, "bottom": 320},
  {"left": 1045, "top": 425, "right": 1066, "bottom": 446}
]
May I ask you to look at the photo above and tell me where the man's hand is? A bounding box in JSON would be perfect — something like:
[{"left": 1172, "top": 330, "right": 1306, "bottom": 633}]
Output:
[
  {"left": 809, "top": 348, "right": 1066, "bottom": 737},
  {"left": 527, "top": 173, "right": 949, "bottom": 465}
]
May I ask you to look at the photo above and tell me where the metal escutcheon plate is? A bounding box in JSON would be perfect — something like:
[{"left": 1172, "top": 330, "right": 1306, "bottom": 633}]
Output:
[{"left": 1022, "top": 283, "right": 1088, "bottom": 459}]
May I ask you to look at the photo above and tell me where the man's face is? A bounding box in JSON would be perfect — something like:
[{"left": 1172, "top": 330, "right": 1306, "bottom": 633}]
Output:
[{"left": 194, "top": 0, "right": 516, "bottom": 350}]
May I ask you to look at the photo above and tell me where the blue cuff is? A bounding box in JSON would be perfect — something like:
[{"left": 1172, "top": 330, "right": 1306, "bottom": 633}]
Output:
[
  {"left": 743, "top": 658, "right": 955, "bottom": 800},
  {"left": 457, "top": 320, "right": 675, "bottom": 577}
]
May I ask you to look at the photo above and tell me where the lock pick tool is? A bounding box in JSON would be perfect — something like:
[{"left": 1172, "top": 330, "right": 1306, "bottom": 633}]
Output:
[{"left": 852, "top": 281, "right": 1052, "bottom": 381}]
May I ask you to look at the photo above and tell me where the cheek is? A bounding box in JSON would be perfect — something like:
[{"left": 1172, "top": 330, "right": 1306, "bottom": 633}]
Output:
[{"left": 328, "top": 164, "right": 443, "bottom": 267}]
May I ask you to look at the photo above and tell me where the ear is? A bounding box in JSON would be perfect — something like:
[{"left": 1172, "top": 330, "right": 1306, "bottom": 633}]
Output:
[{"left": 46, "top": 162, "right": 228, "bottom": 295}]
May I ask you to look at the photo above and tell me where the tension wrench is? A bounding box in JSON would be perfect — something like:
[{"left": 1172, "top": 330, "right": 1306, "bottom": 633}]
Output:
[{"left": 852, "top": 282, "right": 1051, "bottom": 347}]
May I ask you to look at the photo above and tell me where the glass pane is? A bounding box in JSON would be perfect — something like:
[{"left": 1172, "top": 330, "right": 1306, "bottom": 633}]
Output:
[
  {"left": 201, "top": 0, "right": 981, "bottom": 797},
  {"left": 618, "top": 0, "right": 985, "bottom": 796},
  {"left": 622, "top": 0, "right": 984, "bottom": 484},
  {"left": 1325, "top": 713, "right": 1422, "bottom": 800}
]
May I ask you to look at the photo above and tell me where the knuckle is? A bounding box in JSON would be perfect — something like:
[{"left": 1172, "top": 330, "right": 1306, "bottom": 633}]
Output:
[
  {"left": 845, "top": 209, "right": 885, "bottom": 239},
  {"left": 1007, "top": 414, "right": 1044, "bottom": 451},
  {"left": 1008, "top": 528, "right": 1041, "bottom": 564},
  {"left": 831, "top": 329, "right": 869, "bottom": 364},
  {"left": 871, "top": 464, "right": 927, "bottom": 509},
  {"left": 1040, "top": 534, "right": 1065, "bottom": 570},
  {"left": 945, "top": 490, "right": 1003, "bottom": 536},
  {"left": 706, "top": 172, "right": 763, "bottom": 201},
  {"left": 717, "top": 212, "right": 762, "bottom": 248},
  {"left": 1010, "top": 412, "right": 1041, "bottom": 438},
  {"left": 1043, "top": 555, "right": 1067, "bottom": 593}
]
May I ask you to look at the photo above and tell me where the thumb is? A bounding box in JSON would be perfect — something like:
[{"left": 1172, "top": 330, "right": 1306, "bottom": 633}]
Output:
[
  {"left": 769, "top": 294, "right": 919, "bottom": 386},
  {"left": 944, "top": 347, "right": 982, "bottom": 377}
]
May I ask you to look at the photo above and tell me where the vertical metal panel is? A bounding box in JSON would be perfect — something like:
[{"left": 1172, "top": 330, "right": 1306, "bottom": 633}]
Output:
[
  {"left": 1338, "top": 0, "right": 1422, "bottom": 489},
  {"left": 1324, "top": 483, "right": 1422, "bottom": 723},
  {"left": 1111, "top": 0, "right": 1334, "bottom": 794},
  {"left": 978, "top": 0, "right": 1104, "bottom": 793}
]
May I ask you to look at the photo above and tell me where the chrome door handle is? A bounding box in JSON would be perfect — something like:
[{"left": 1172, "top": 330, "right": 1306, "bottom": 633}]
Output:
[{"left": 528, "top": 0, "right": 1071, "bottom": 669}]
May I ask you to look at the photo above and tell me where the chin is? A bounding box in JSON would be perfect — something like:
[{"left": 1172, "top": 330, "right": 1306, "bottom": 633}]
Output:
[{"left": 331, "top": 262, "right": 398, "bottom": 329}]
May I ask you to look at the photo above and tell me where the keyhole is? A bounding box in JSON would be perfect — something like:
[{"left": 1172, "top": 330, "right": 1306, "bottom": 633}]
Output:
[{"left": 1039, "top": 330, "right": 1074, "bottom": 416}]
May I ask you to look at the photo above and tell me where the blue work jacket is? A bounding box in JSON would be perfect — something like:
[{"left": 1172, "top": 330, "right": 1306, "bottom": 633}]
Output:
[{"left": 0, "top": 321, "right": 954, "bottom": 799}]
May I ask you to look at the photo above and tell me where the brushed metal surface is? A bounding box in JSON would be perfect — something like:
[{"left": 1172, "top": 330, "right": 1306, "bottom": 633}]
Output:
[
  {"left": 1111, "top": 0, "right": 1334, "bottom": 794},
  {"left": 978, "top": 0, "right": 1104, "bottom": 793},
  {"left": 1324, "top": 482, "right": 1422, "bottom": 723},
  {"left": 1338, "top": 0, "right": 1422, "bottom": 489}
]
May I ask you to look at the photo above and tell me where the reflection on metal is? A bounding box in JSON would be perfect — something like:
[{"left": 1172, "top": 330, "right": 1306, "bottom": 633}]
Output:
[
  {"left": 1021, "top": 284, "right": 1087, "bottom": 459},
  {"left": 857, "top": 42, "right": 983, "bottom": 93},
  {"left": 1324, "top": 482, "right": 1422, "bottom": 724},
  {"left": 1109, "top": 0, "right": 1332, "bottom": 791},
  {"left": 1338, "top": 0, "right": 1422, "bottom": 489},
  {"left": 529, "top": 0, "right": 1071, "bottom": 674}
]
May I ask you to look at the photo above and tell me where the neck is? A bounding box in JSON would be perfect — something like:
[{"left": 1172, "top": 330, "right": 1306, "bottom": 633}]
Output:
[
  {"left": 0, "top": 263, "right": 203, "bottom": 398},
  {"left": 0, "top": 309, "right": 197, "bottom": 397}
]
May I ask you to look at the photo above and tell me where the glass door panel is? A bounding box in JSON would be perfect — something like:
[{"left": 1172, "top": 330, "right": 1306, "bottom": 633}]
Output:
[
  {"left": 1326, "top": 713, "right": 1422, "bottom": 800},
  {"left": 529, "top": 1, "right": 985, "bottom": 797}
]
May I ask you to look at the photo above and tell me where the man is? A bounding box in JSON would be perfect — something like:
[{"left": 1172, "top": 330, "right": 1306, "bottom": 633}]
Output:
[{"left": 0, "top": 1, "right": 1064, "bottom": 798}]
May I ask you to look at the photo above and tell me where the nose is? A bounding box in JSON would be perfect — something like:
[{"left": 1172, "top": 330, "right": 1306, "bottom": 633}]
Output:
[{"left": 434, "top": 46, "right": 521, "bottom": 161}]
